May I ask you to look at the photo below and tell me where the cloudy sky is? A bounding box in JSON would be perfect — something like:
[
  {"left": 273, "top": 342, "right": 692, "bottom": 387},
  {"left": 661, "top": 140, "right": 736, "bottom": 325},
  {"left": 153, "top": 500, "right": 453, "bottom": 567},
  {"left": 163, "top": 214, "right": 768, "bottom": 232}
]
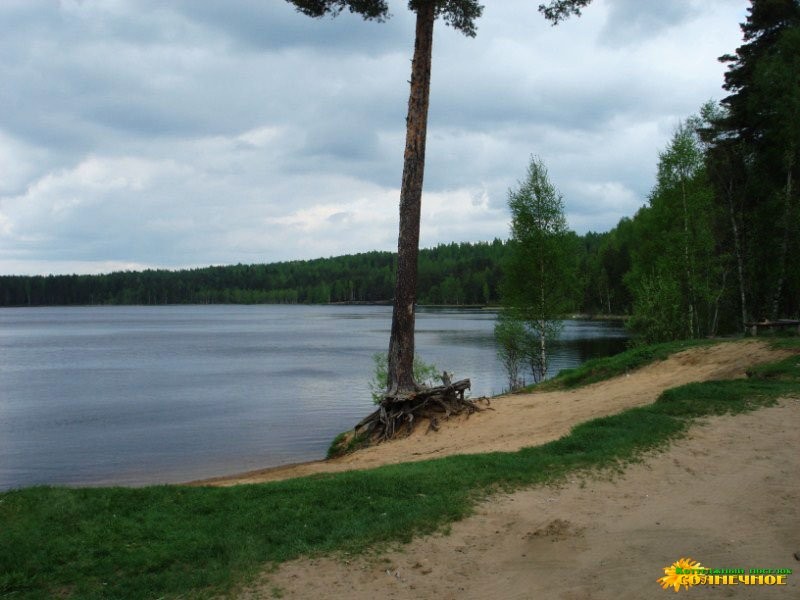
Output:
[{"left": 0, "top": 0, "right": 748, "bottom": 276}]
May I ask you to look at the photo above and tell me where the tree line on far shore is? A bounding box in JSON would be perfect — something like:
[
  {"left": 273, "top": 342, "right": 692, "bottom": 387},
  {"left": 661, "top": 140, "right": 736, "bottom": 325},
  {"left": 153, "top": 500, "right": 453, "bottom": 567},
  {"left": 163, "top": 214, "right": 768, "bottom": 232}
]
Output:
[{"left": 0, "top": 238, "right": 613, "bottom": 312}]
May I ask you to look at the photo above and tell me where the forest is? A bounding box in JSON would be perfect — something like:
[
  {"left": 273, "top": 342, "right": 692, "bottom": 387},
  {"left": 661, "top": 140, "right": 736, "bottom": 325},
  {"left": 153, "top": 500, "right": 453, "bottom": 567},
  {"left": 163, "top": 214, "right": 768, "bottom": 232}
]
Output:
[
  {"left": 0, "top": 241, "right": 509, "bottom": 307},
  {"left": 1, "top": 1, "right": 797, "bottom": 345},
  {"left": 0, "top": 235, "right": 638, "bottom": 313}
]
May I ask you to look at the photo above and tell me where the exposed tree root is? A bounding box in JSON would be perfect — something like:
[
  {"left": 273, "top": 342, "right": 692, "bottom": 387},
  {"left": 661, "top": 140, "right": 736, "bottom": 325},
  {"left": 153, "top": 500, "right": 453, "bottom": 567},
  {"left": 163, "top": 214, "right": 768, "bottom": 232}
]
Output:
[{"left": 354, "top": 373, "right": 490, "bottom": 443}]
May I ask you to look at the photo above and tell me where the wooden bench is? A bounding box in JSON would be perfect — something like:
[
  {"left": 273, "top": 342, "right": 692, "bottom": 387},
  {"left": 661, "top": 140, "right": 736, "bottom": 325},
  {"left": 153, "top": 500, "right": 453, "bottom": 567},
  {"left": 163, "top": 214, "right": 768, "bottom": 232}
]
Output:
[{"left": 745, "top": 320, "right": 800, "bottom": 336}]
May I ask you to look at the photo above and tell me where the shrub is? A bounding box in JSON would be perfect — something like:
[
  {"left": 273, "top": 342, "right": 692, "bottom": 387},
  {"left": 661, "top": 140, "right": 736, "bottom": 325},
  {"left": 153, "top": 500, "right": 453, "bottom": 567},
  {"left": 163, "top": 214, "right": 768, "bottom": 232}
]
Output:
[{"left": 368, "top": 352, "right": 439, "bottom": 404}]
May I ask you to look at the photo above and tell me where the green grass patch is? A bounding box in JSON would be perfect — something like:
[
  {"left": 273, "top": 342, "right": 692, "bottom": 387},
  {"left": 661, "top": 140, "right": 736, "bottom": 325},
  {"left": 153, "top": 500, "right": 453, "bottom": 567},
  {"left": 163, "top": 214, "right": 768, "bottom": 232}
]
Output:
[
  {"left": 2, "top": 341, "right": 798, "bottom": 599},
  {"left": 748, "top": 352, "right": 800, "bottom": 382},
  {"left": 326, "top": 430, "right": 370, "bottom": 459},
  {"left": 768, "top": 335, "right": 800, "bottom": 351},
  {"left": 533, "top": 338, "right": 717, "bottom": 391}
]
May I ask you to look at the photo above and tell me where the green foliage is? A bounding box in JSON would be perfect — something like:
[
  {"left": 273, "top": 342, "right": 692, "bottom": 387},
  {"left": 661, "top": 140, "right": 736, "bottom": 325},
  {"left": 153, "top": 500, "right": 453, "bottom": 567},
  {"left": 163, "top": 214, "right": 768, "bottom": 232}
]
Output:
[
  {"left": 369, "top": 352, "right": 439, "bottom": 403},
  {"left": 747, "top": 353, "right": 800, "bottom": 381},
  {"left": 326, "top": 431, "right": 348, "bottom": 459},
  {"left": 627, "top": 273, "right": 686, "bottom": 344},
  {"left": 493, "top": 314, "right": 529, "bottom": 391},
  {"left": 0, "top": 242, "right": 508, "bottom": 307},
  {"left": 494, "top": 313, "right": 563, "bottom": 389},
  {"left": 538, "top": 0, "right": 594, "bottom": 24},
  {"left": 326, "top": 431, "right": 370, "bottom": 459},
  {"left": 526, "top": 319, "right": 563, "bottom": 383},
  {"left": 285, "top": 0, "right": 485, "bottom": 37},
  {"left": 713, "top": 0, "right": 800, "bottom": 320},
  {"left": 625, "top": 116, "right": 723, "bottom": 343},
  {"left": 651, "top": 376, "right": 796, "bottom": 419},
  {"left": 427, "top": 0, "right": 484, "bottom": 38},
  {"left": 2, "top": 341, "right": 795, "bottom": 600},
  {"left": 286, "top": 1, "right": 390, "bottom": 22},
  {"left": 577, "top": 220, "right": 635, "bottom": 316},
  {"left": 500, "top": 156, "right": 577, "bottom": 380},
  {"left": 767, "top": 336, "right": 800, "bottom": 351},
  {"left": 0, "top": 231, "right": 629, "bottom": 316},
  {"left": 538, "top": 338, "right": 715, "bottom": 391},
  {"left": 502, "top": 156, "right": 576, "bottom": 322},
  {"left": 576, "top": 3, "right": 800, "bottom": 336}
]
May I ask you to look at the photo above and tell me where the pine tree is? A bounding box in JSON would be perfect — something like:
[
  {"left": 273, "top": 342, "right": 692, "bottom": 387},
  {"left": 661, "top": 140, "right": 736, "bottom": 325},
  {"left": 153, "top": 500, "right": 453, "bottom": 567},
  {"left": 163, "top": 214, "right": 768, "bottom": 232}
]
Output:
[
  {"left": 714, "top": 0, "right": 800, "bottom": 319},
  {"left": 286, "top": 1, "right": 594, "bottom": 398}
]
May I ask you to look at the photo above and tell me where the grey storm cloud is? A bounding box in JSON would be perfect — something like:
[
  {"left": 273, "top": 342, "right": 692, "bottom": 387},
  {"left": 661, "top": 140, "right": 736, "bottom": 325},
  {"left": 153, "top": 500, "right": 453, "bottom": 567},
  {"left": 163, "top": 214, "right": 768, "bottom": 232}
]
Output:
[
  {"left": 600, "top": 0, "right": 698, "bottom": 46},
  {"left": 0, "top": 0, "right": 748, "bottom": 275},
  {"left": 162, "top": 0, "right": 413, "bottom": 52}
]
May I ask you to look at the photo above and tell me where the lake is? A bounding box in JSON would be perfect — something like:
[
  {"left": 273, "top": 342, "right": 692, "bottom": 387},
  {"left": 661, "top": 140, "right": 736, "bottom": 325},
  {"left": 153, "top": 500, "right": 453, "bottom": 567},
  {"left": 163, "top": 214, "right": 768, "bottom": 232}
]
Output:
[{"left": 0, "top": 305, "right": 627, "bottom": 490}]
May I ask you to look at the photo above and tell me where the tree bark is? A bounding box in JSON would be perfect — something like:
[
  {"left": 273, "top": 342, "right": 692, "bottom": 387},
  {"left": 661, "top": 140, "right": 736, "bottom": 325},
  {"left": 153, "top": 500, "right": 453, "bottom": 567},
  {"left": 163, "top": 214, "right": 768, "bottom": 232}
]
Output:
[
  {"left": 771, "top": 149, "right": 795, "bottom": 319},
  {"left": 387, "top": 2, "right": 435, "bottom": 396},
  {"left": 680, "top": 178, "right": 696, "bottom": 337},
  {"left": 725, "top": 174, "right": 748, "bottom": 332}
]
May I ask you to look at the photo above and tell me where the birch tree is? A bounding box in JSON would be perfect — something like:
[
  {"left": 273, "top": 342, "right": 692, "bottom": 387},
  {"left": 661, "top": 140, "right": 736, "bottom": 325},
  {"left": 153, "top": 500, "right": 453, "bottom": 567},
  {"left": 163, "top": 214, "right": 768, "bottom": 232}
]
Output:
[{"left": 500, "top": 156, "right": 576, "bottom": 382}]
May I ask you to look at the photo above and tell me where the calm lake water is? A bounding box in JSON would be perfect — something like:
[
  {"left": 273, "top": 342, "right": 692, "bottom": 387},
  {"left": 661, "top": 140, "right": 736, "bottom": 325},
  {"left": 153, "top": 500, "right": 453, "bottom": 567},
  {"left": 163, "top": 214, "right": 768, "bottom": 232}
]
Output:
[{"left": 0, "top": 305, "right": 627, "bottom": 490}]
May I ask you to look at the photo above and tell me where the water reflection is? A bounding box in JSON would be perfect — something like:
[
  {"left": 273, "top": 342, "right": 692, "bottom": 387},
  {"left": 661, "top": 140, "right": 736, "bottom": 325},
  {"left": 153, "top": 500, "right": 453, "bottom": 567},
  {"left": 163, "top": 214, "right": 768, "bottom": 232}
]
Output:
[{"left": 0, "top": 306, "right": 627, "bottom": 489}]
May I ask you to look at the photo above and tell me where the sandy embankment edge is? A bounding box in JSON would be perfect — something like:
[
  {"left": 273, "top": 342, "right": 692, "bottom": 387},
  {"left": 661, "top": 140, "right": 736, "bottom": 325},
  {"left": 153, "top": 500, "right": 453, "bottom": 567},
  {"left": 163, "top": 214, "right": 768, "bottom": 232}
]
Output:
[{"left": 192, "top": 339, "right": 793, "bottom": 487}]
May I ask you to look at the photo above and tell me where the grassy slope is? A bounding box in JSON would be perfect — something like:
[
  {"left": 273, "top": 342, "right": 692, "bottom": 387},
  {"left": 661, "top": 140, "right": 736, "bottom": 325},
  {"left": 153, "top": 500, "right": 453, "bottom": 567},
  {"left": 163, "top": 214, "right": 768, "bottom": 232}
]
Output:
[
  {"left": 2, "top": 339, "right": 798, "bottom": 599},
  {"left": 533, "top": 338, "right": 716, "bottom": 391}
]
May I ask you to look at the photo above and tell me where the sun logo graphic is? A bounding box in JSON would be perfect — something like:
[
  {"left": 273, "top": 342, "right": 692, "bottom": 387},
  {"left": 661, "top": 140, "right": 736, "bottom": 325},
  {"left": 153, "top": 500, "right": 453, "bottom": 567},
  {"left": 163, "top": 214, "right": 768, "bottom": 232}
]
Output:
[{"left": 658, "top": 557, "right": 707, "bottom": 592}]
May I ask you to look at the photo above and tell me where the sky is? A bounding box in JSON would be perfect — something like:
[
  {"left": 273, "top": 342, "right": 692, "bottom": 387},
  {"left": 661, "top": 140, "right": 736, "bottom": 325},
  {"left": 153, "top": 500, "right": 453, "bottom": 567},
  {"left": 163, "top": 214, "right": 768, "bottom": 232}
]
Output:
[{"left": 0, "top": 0, "right": 749, "bottom": 276}]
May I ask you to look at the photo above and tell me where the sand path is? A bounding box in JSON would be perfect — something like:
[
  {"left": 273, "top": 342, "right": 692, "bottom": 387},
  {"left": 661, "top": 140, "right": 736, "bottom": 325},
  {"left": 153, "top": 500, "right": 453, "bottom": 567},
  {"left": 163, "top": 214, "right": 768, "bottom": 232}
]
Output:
[
  {"left": 259, "top": 398, "right": 800, "bottom": 599},
  {"left": 198, "top": 339, "right": 789, "bottom": 486}
]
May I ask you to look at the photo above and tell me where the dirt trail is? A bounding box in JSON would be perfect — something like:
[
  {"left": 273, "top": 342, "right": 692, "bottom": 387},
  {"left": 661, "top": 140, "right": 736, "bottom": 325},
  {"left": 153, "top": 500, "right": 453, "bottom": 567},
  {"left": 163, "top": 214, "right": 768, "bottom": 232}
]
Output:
[
  {"left": 198, "top": 339, "right": 789, "bottom": 486},
  {"left": 259, "top": 399, "right": 800, "bottom": 599}
]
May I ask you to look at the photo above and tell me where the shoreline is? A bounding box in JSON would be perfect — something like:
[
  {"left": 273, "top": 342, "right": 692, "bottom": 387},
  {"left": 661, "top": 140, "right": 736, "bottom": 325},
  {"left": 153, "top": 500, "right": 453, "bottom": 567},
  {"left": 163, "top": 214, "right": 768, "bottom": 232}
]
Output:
[
  {"left": 192, "top": 339, "right": 790, "bottom": 488},
  {"left": 185, "top": 458, "right": 326, "bottom": 487},
  {"left": 0, "top": 302, "right": 629, "bottom": 320}
]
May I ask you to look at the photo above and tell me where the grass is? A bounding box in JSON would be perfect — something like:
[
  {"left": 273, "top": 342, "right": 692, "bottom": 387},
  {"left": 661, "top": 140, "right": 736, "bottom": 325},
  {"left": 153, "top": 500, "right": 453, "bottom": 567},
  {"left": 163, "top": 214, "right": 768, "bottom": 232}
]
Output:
[
  {"left": 326, "top": 430, "right": 369, "bottom": 459},
  {"left": 2, "top": 339, "right": 799, "bottom": 599},
  {"left": 533, "top": 338, "right": 717, "bottom": 391}
]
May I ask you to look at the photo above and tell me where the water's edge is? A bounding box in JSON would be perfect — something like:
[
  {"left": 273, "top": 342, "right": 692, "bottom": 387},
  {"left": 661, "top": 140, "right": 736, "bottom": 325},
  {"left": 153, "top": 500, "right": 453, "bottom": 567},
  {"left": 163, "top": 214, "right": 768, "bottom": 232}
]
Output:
[{"left": 0, "top": 306, "right": 627, "bottom": 489}]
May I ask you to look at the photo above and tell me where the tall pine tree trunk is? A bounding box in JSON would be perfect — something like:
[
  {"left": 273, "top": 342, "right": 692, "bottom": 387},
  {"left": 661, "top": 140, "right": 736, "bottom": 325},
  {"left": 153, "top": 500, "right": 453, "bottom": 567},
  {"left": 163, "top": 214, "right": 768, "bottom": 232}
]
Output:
[
  {"left": 387, "top": 2, "right": 435, "bottom": 396},
  {"left": 725, "top": 176, "right": 748, "bottom": 332},
  {"left": 771, "top": 149, "right": 795, "bottom": 319},
  {"left": 680, "top": 178, "right": 696, "bottom": 337}
]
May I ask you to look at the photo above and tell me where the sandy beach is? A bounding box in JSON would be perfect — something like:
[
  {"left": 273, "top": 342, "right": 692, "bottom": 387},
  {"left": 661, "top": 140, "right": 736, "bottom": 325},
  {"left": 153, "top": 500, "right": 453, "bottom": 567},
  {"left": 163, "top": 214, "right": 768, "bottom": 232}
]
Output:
[
  {"left": 218, "top": 338, "right": 800, "bottom": 598},
  {"left": 197, "top": 339, "right": 791, "bottom": 486}
]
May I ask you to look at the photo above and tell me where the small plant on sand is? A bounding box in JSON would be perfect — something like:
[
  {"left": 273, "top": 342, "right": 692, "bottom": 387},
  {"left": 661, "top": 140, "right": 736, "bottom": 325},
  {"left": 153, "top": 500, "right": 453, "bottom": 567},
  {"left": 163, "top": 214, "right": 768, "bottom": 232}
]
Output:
[
  {"left": 368, "top": 352, "right": 439, "bottom": 404},
  {"left": 494, "top": 313, "right": 562, "bottom": 390},
  {"left": 494, "top": 314, "right": 528, "bottom": 391},
  {"left": 326, "top": 431, "right": 370, "bottom": 459}
]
